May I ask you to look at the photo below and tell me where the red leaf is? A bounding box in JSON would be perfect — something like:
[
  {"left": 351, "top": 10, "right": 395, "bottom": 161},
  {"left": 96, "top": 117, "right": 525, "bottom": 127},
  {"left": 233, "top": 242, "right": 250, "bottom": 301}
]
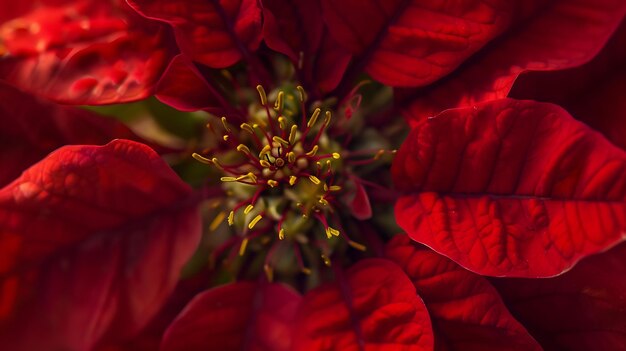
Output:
[
  {"left": 510, "top": 21, "right": 626, "bottom": 150},
  {"left": 293, "top": 258, "right": 434, "bottom": 350},
  {"left": 0, "top": 82, "right": 141, "bottom": 187},
  {"left": 492, "top": 242, "right": 626, "bottom": 350},
  {"left": 155, "top": 54, "right": 228, "bottom": 113},
  {"left": 397, "top": 0, "right": 626, "bottom": 123},
  {"left": 161, "top": 282, "right": 301, "bottom": 351},
  {"left": 346, "top": 180, "right": 373, "bottom": 220},
  {"left": 0, "top": 0, "right": 172, "bottom": 104},
  {"left": 322, "top": 0, "right": 518, "bottom": 87},
  {"left": 393, "top": 99, "right": 626, "bottom": 277},
  {"left": 0, "top": 140, "right": 201, "bottom": 351},
  {"left": 385, "top": 235, "right": 541, "bottom": 351},
  {"left": 128, "top": 0, "right": 262, "bottom": 68}
]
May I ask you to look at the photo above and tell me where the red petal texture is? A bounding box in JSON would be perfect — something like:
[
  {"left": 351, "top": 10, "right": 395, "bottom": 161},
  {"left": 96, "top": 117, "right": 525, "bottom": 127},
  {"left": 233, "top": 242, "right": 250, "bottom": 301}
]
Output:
[
  {"left": 492, "top": 242, "right": 626, "bottom": 350},
  {"left": 0, "top": 0, "right": 172, "bottom": 104},
  {"left": 127, "top": 0, "right": 262, "bottom": 68},
  {"left": 510, "top": 21, "right": 626, "bottom": 150},
  {"left": 155, "top": 54, "right": 228, "bottom": 113},
  {"left": 385, "top": 234, "right": 541, "bottom": 351},
  {"left": 293, "top": 258, "right": 434, "bottom": 350},
  {"left": 322, "top": 0, "right": 518, "bottom": 87},
  {"left": 0, "top": 82, "right": 140, "bottom": 188},
  {"left": 393, "top": 99, "right": 626, "bottom": 277},
  {"left": 0, "top": 140, "right": 201, "bottom": 351},
  {"left": 161, "top": 282, "right": 301, "bottom": 351},
  {"left": 398, "top": 0, "right": 626, "bottom": 123}
]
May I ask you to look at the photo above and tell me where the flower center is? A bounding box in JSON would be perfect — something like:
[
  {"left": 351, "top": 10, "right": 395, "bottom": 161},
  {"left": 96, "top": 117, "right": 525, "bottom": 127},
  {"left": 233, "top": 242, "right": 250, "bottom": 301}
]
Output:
[{"left": 193, "top": 84, "right": 395, "bottom": 279}]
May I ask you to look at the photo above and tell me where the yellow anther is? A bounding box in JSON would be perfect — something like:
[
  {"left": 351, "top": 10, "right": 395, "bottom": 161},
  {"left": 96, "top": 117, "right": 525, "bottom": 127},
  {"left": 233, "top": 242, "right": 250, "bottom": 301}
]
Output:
[
  {"left": 248, "top": 214, "right": 263, "bottom": 229},
  {"left": 278, "top": 116, "right": 287, "bottom": 129},
  {"left": 309, "top": 175, "right": 321, "bottom": 185},
  {"left": 321, "top": 254, "right": 331, "bottom": 266},
  {"left": 244, "top": 204, "right": 254, "bottom": 214},
  {"left": 323, "top": 183, "right": 328, "bottom": 191},
  {"left": 272, "top": 136, "right": 290, "bottom": 146},
  {"left": 209, "top": 211, "right": 226, "bottom": 231},
  {"left": 236, "top": 144, "right": 251, "bottom": 154},
  {"left": 221, "top": 116, "right": 231, "bottom": 132},
  {"left": 296, "top": 85, "right": 306, "bottom": 102},
  {"left": 260, "top": 160, "right": 272, "bottom": 168},
  {"left": 289, "top": 176, "right": 298, "bottom": 186},
  {"left": 264, "top": 264, "right": 274, "bottom": 282},
  {"left": 307, "top": 108, "right": 321, "bottom": 128},
  {"left": 228, "top": 211, "right": 235, "bottom": 226},
  {"left": 305, "top": 145, "right": 319, "bottom": 157},
  {"left": 223, "top": 135, "right": 229, "bottom": 141},
  {"left": 325, "top": 227, "right": 340, "bottom": 238},
  {"left": 192, "top": 153, "right": 212, "bottom": 164},
  {"left": 246, "top": 172, "right": 258, "bottom": 183},
  {"left": 323, "top": 111, "right": 332, "bottom": 126},
  {"left": 288, "top": 125, "right": 298, "bottom": 144},
  {"left": 267, "top": 179, "right": 279, "bottom": 187},
  {"left": 319, "top": 197, "right": 329, "bottom": 206},
  {"left": 239, "top": 238, "right": 249, "bottom": 256},
  {"left": 329, "top": 185, "right": 342, "bottom": 191},
  {"left": 348, "top": 240, "right": 367, "bottom": 252},
  {"left": 256, "top": 85, "right": 268, "bottom": 106},
  {"left": 287, "top": 152, "right": 296, "bottom": 163},
  {"left": 278, "top": 228, "right": 285, "bottom": 240},
  {"left": 220, "top": 176, "right": 238, "bottom": 182},
  {"left": 211, "top": 158, "right": 222, "bottom": 169},
  {"left": 301, "top": 267, "right": 312, "bottom": 275},
  {"left": 274, "top": 91, "right": 284, "bottom": 111},
  {"left": 259, "top": 144, "right": 272, "bottom": 158},
  {"left": 332, "top": 152, "right": 341, "bottom": 159},
  {"left": 240, "top": 123, "right": 255, "bottom": 134}
]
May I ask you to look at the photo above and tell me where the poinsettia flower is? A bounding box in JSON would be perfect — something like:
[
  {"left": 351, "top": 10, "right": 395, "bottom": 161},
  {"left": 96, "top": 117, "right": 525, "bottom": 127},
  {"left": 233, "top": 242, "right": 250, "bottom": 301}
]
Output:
[{"left": 0, "top": 0, "right": 175, "bottom": 104}]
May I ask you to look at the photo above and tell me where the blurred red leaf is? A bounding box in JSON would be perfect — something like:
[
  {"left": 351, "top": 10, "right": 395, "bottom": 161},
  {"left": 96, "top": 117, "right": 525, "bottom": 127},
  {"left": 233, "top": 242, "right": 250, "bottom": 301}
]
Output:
[
  {"left": 394, "top": 99, "right": 626, "bottom": 277},
  {"left": 293, "top": 258, "right": 434, "bottom": 350},
  {"left": 0, "top": 82, "right": 142, "bottom": 187},
  {"left": 0, "top": 139, "right": 201, "bottom": 351},
  {"left": 386, "top": 234, "right": 541, "bottom": 351},
  {"left": 0, "top": 0, "right": 172, "bottom": 104},
  {"left": 397, "top": 0, "right": 626, "bottom": 123},
  {"left": 128, "top": 0, "right": 262, "bottom": 68},
  {"left": 161, "top": 282, "right": 301, "bottom": 351},
  {"left": 492, "top": 242, "right": 626, "bottom": 350}
]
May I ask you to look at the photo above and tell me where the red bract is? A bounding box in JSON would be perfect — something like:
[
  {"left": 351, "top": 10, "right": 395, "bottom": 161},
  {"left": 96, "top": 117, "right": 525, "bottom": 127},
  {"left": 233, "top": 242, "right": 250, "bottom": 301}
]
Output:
[
  {"left": 127, "top": 0, "right": 262, "bottom": 69},
  {"left": 293, "top": 259, "right": 434, "bottom": 350},
  {"left": 0, "top": 82, "right": 141, "bottom": 187},
  {"left": 385, "top": 235, "right": 540, "bottom": 351},
  {"left": 0, "top": 140, "right": 201, "bottom": 351},
  {"left": 393, "top": 99, "right": 626, "bottom": 277},
  {"left": 161, "top": 282, "right": 300, "bottom": 351},
  {"left": 0, "top": 0, "right": 173, "bottom": 105},
  {"left": 397, "top": 0, "right": 626, "bottom": 123},
  {"left": 492, "top": 242, "right": 626, "bottom": 350}
]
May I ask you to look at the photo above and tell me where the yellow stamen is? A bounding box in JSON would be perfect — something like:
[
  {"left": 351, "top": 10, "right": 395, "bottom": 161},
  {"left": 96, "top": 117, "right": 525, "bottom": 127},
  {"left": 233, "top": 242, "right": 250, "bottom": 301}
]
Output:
[
  {"left": 244, "top": 204, "right": 254, "bottom": 214},
  {"left": 223, "top": 135, "right": 229, "bottom": 141},
  {"left": 308, "top": 175, "right": 321, "bottom": 185},
  {"left": 325, "top": 227, "right": 340, "bottom": 238},
  {"left": 209, "top": 211, "right": 226, "bottom": 231},
  {"left": 307, "top": 108, "right": 321, "bottom": 128},
  {"left": 321, "top": 254, "right": 331, "bottom": 266},
  {"left": 259, "top": 144, "right": 272, "bottom": 158},
  {"left": 267, "top": 179, "right": 279, "bottom": 187},
  {"left": 332, "top": 152, "right": 341, "bottom": 159},
  {"left": 319, "top": 197, "right": 329, "bottom": 206},
  {"left": 272, "top": 136, "right": 290, "bottom": 146},
  {"left": 305, "top": 145, "right": 319, "bottom": 157},
  {"left": 221, "top": 176, "right": 238, "bottom": 182},
  {"left": 236, "top": 144, "right": 251, "bottom": 154},
  {"left": 287, "top": 152, "right": 296, "bottom": 163},
  {"left": 288, "top": 125, "right": 298, "bottom": 144},
  {"left": 256, "top": 85, "right": 268, "bottom": 106},
  {"left": 228, "top": 211, "right": 235, "bottom": 226},
  {"left": 296, "top": 85, "right": 306, "bottom": 102},
  {"left": 192, "top": 153, "right": 212, "bottom": 164},
  {"left": 274, "top": 91, "right": 284, "bottom": 111},
  {"left": 221, "top": 117, "right": 231, "bottom": 132},
  {"left": 329, "top": 185, "right": 342, "bottom": 191},
  {"left": 260, "top": 160, "right": 272, "bottom": 168},
  {"left": 289, "top": 176, "right": 298, "bottom": 186},
  {"left": 323, "top": 111, "right": 332, "bottom": 127},
  {"left": 241, "top": 123, "right": 255, "bottom": 134},
  {"left": 238, "top": 238, "right": 249, "bottom": 256},
  {"left": 348, "top": 240, "right": 367, "bottom": 252},
  {"left": 278, "top": 116, "right": 287, "bottom": 129},
  {"left": 248, "top": 214, "right": 263, "bottom": 229},
  {"left": 278, "top": 228, "right": 285, "bottom": 240}
]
